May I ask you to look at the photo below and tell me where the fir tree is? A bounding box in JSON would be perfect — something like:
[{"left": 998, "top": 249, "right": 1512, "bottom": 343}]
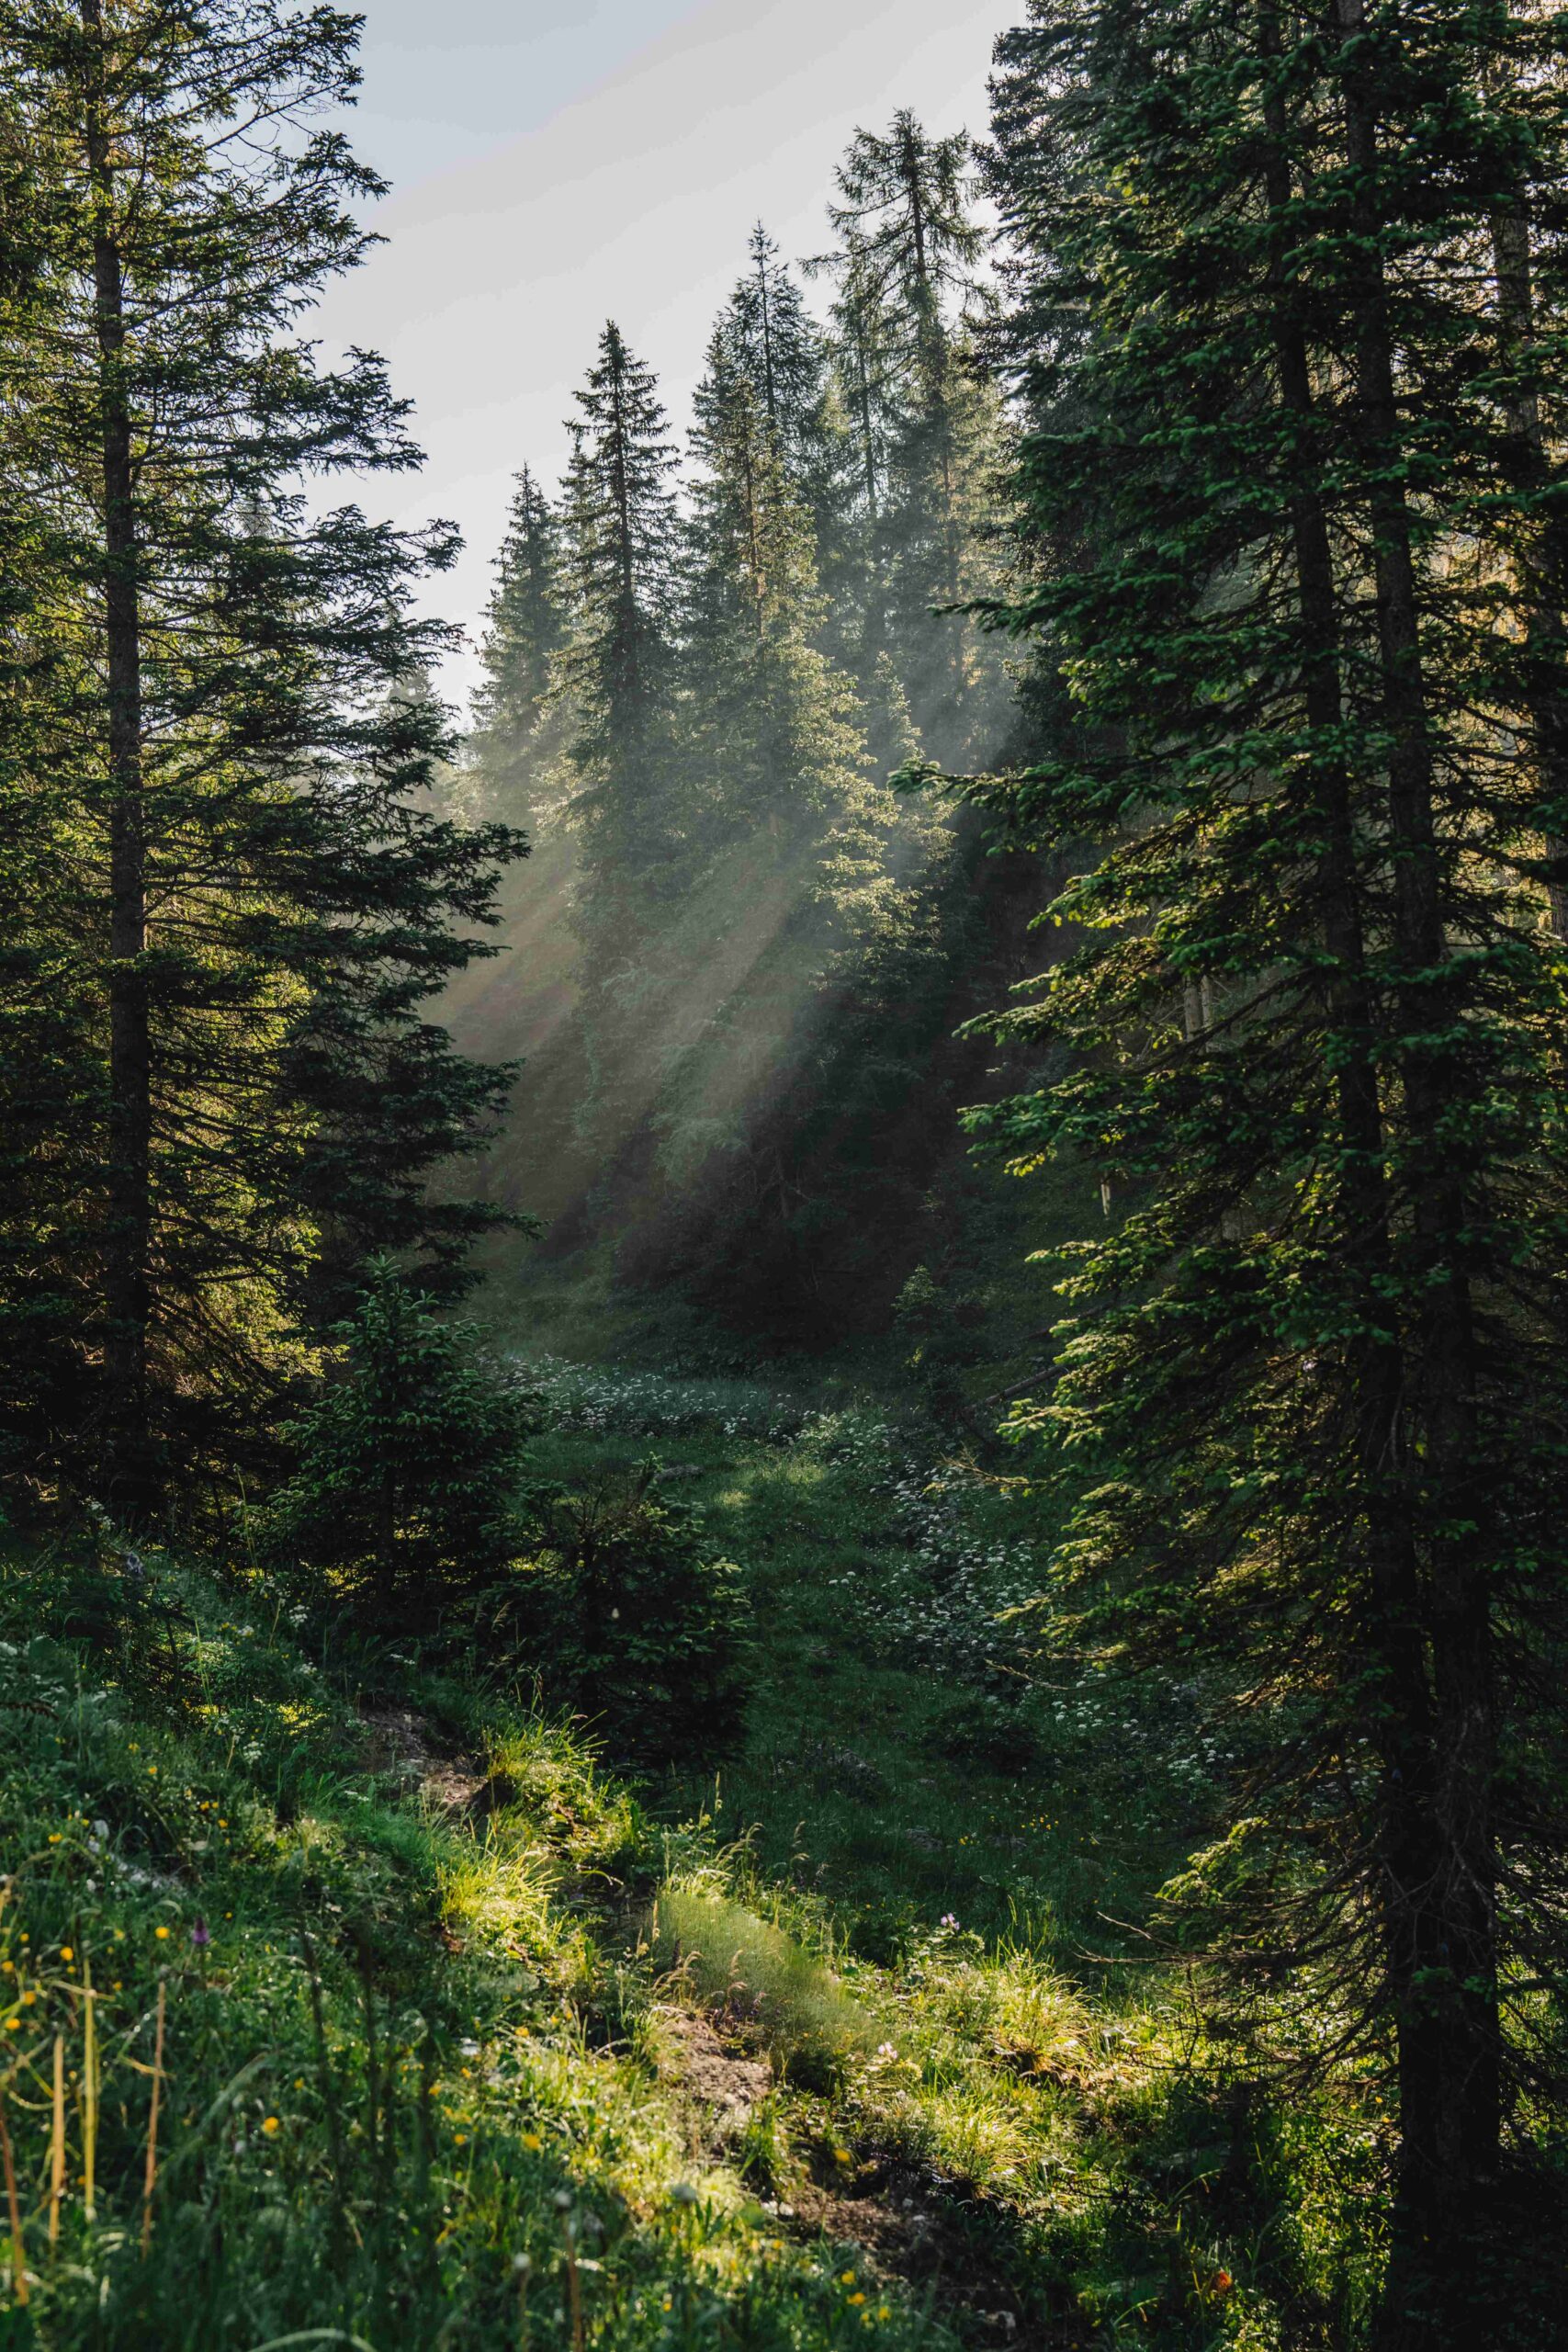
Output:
[
  {"left": 718, "top": 222, "right": 859, "bottom": 636},
  {"left": 556, "top": 322, "right": 682, "bottom": 944},
  {"left": 976, "top": 1, "right": 1568, "bottom": 2334},
  {"left": 467, "top": 464, "right": 564, "bottom": 826},
  {"left": 818, "top": 112, "right": 1004, "bottom": 763},
  {"left": 0, "top": 0, "right": 524, "bottom": 1510}
]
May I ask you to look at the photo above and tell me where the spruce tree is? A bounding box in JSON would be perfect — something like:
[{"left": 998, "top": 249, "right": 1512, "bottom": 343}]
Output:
[
  {"left": 819, "top": 111, "right": 1005, "bottom": 763},
  {"left": 0, "top": 0, "right": 524, "bottom": 1511},
  {"left": 467, "top": 464, "right": 564, "bottom": 827},
  {"left": 719, "top": 222, "right": 859, "bottom": 637},
  {"left": 649, "top": 317, "right": 949, "bottom": 1295},
  {"left": 556, "top": 322, "right": 682, "bottom": 946},
  {"left": 976, "top": 2, "right": 1568, "bottom": 2335}
]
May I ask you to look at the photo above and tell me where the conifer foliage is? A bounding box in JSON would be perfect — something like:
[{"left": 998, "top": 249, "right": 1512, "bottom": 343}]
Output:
[
  {"left": 975, "top": 1, "right": 1568, "bottom": 2335},
  {"left": 0, "top": 0, "right": 522, "bottom": 1510}
]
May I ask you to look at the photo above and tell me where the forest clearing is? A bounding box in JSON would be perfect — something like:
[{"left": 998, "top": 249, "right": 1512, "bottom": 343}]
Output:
[{"left": 3, "top": 0, "right": 1567, "bottom": 2345}]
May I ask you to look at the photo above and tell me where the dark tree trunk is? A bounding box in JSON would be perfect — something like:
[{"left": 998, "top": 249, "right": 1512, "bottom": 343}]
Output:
[
  {"left": 1490, "top": 203, "right": 1568, "bottom": 941},
  {"left": 1336, "top": 5, "right": 1499, "bottom": 2326},
  {"left": 83, "top": 0, "right": 154, "bottom": 1518}
]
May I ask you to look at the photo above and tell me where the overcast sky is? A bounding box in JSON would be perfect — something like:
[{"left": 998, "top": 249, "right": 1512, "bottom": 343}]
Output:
[{"left": 312, "top": 0, "right": 1021, "bottom": 704}]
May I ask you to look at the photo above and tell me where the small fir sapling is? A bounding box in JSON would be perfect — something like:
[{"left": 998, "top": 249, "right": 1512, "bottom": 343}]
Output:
[
  {"left": 487, "top": 1460, "right": 751, "bottom": 1765},
  {"left": 268, "top": 1260, "right": 536, "bottom": 1616}
]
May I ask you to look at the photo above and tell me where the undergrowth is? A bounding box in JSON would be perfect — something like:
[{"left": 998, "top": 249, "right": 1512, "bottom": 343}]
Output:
[{"left": 0, "top": 1354, "right": 1400, "bottom": 2348}]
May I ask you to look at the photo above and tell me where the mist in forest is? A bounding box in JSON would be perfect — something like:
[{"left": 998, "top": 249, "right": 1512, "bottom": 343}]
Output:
[{"left": 440, "top": 133, "right": 1026, "bottom": 1336}]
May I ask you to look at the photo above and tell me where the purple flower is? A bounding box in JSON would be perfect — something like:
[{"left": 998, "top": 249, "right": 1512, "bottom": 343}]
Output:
[
  {"left": 190, "top": 1917, "right": 210, "bottom": 1950},
  {"left": 939, "top": 1914, "right": 959, "bottom": 1932}
]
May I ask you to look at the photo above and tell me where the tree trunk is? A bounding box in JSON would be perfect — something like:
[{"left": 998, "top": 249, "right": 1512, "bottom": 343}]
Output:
[
  {"left": 1490, "top": 202, "right": 1568, "bottom": 940},
  {"left": 1336, "top": 6, "right": 1499, "bottom": 2324},
  {"left": 82, "top": 0, "right": 154, "bottom": 1518}
]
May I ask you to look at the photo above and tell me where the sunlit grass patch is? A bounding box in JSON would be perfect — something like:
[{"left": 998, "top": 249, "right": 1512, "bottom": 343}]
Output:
[{"left": 650, "top": 1889, "right": 877, "bottom": 2085}]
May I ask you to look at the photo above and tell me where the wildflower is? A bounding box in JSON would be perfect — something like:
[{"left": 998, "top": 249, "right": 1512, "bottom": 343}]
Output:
[
  {"left": 260, "top": 2116, "right": 280, "bottom": 2137},
  {"left": 833, "top": 2146, "right": 852, "bottom": 2167},
  {"left": 455, "top": 2133, "right": 468, "bottom": 2146},
  {"left": 840, "top": 2271, "right": 856, "bottom": 2287},
  {"left": 874, "top": 2041, "right": 897, "bottom": 2060},
  {"left": 849, "top": 2292, "right": 866, "bottom": 2307},
  {"left": 939, "top": 1913, "right": 959, "bottom": 1931},
  {"left": 4, "top": 2019, "right": 17, "bottom": 2033},
  {"left": 154, "top": 1926, "right": 170, "bottom": 1940},
  {"left": 60, "top": 1946, "right": 73, "bottom": 1962},
  {"left": 49, "top": 1834, "right": 62, "bottom": 1846},
  {"left": 191, "top": 1918, "right": 210, "bottom": 1950},
  {"left": 522, "top": 2130, "right": 543, "bottom": 2150}
]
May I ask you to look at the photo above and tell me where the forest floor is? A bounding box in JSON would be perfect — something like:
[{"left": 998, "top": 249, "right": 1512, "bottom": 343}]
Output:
[{"left": 0, "top": 1355, "right": 1384, "bottom": 2352}]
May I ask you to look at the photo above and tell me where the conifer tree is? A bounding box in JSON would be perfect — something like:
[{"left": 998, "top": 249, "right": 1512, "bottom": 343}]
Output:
[
  {"left": 652, "top": 316, "right": 949, "bottom": 1275},
  {"left": 0, "top": 0, "right": 523, "bottom": 1511},
  {"left": 556, "top": 322, "right": 682, "bottom": 944},
  {"left": 819, "top": 112, "right": 1004, "bottom": 763},
  {"left": 467, "top": 464, "right": 563, "bottom": 826},
  {"left": 726, "top": 224, "right": 827, "bottom": 462},
  {"left": 976, "top": 2, "right": 1568, "bottom": 2335},
  {"left": 718, "top": 224, "right": 863, "bottom": 631},
  {"left": 682, "top": 325, "right": 889, "bottom": 937}
]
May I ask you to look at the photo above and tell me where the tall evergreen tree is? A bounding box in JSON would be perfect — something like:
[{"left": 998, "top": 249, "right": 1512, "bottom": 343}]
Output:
[
  {"left": 467, "top": 464, "right": 563, "bottom": 826},
  {"left": 974, "top": 1, "right": 1568, "bottom": 2336},
  {"left": 556, "top": 321, "right": 682, "bottom": 946},
  {"left": 819, "top": 111, "right": 1004, "bottom": 763},
  {"left": 0, "top": 0, "right": 523, "bottom": 1512},
  {"left": 726, "top": 224, "right": 827, "bottom": 460},
  {"left": 719, "top": 225, "right": 860, "bottom": 663},
  {"left": 682, "top": 326, "right": 896, "bottom": 940}
]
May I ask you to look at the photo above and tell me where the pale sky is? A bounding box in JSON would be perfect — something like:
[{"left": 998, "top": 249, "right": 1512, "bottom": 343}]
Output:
[{"left": 312, "top": 0, "right": 1022, "bottom": 704}]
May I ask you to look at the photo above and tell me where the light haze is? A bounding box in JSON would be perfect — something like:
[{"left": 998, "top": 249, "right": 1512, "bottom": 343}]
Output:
[{"left": 315, "top": 0, "right": 1022, "bottom": 702}]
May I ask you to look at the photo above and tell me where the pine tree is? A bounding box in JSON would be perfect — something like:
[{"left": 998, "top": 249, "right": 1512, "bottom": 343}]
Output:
[
  {"left": 0, "top": 0, "right": 524, "bottom": 1512},
  {"left": 467, "top": 464, "right": 564, "bottom": 826},
  {"left": 976, "top": 2, "right": 1568, "bottom": 2334}
]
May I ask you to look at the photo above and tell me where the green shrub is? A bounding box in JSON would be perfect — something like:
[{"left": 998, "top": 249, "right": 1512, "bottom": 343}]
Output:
[
  {"left": 267, "top": 1260, "right": 535, "bottom": 1620},
  {"left": 651, "top": 1889, "right": 875, "bottom": 2086},
  {"left": 483, "top": 1461, "right": 750, "bottom": 1766}
]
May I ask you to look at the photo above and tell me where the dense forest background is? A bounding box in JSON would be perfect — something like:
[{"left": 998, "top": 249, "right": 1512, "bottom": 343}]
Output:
[
  {"left": 4, "top": 3, "right": 1568, "bottom": 2348},
  {"left": 436, "top": 129, "right": 1052, "bottom": 1351}
]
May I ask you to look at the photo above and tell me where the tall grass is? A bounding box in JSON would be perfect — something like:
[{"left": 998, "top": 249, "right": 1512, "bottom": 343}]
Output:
[{"left": 650, "top": 1891, "right": 876, "bottom": 2085}]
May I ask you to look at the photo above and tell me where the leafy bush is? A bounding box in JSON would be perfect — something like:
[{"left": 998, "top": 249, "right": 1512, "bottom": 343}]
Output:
[
  {"left": 651, "top": 1889, "right": 875, "bottom": 2086},
  {"left": 268, "top": 1260, "right": 535, "bottom": 1619},
  {"left": 485, "top": 1460, "right": 750, "bottom": 1765}
]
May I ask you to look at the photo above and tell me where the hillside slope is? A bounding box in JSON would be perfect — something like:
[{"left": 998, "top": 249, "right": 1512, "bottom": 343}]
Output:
[{"left": 0, "top": 1362, "right": 1394, "bottom": 2350}]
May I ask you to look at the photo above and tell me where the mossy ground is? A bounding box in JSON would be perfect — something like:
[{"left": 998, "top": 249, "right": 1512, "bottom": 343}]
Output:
[{"left": 0, "top": 1359, "right": 1393, "bottom": 2350}]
